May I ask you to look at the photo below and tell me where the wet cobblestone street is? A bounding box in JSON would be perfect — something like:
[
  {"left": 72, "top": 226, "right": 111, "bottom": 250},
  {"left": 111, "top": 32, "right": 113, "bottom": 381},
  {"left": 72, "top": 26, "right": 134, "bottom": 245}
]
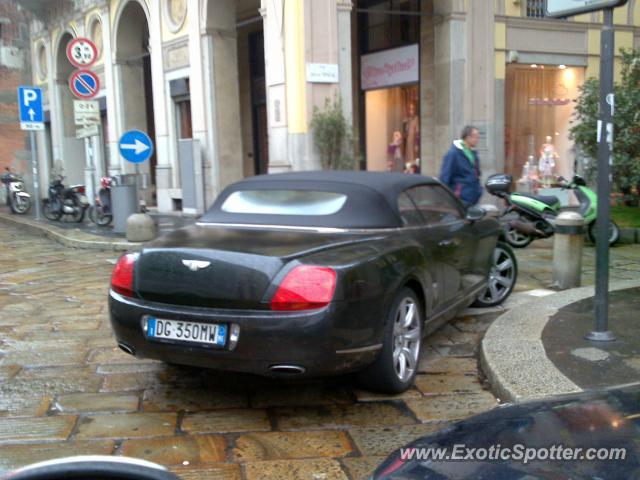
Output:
[{"left": 1, "top": 224, "right": 638, "bottom": 479}]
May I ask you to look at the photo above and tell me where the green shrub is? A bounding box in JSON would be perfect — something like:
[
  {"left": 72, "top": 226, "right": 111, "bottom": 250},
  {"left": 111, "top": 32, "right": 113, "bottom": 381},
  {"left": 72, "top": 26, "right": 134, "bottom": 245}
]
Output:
[
  {"left": 310, "top": 96, "right": 355, "bottom": 171},
  {"left": 570, "top": 48, "right": 640, "bottom": 192}
]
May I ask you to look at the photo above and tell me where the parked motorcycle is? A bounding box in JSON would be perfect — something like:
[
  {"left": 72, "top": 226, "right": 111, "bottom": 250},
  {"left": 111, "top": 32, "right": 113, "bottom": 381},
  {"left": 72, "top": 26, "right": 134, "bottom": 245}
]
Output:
[
  {"left": 88, "top": 176, "right": 114, "bottom": 226},
  {"left": 487, "top": 173, "right": 620, "bottom": 248},
  {"left": 42, "top": 175, "right": 89, "bottom": 223},
  {"left": 1, "top": 167, "right": 32, "bottom": 214}
]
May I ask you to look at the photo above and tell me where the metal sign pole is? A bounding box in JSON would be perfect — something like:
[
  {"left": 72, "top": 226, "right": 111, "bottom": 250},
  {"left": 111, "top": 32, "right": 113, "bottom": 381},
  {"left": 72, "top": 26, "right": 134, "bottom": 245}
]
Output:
[
  {"left": 135, "top": 163, "right": 141, "bottom": 212},
  {"left": 586, "top": 7, "right": 615, "bottom": 342},
  {"left": 84, "top": 137, "right": 96, "bottom": 207},
  {"left": 29, "top": 131, "right": 42, "bottom": 221}
]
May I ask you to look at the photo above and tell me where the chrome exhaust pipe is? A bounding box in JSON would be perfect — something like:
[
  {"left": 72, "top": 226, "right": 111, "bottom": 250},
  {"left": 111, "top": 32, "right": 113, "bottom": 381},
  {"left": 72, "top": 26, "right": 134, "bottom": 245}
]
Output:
[
  {"left": 509, "top": 219, "right": 546, "bottom": 238},
  {"left": 118, "top": 342, "right": 135, "bottom": 356},
  {"left": 268, "top": 364, "right": 306, "bottom": 375}
]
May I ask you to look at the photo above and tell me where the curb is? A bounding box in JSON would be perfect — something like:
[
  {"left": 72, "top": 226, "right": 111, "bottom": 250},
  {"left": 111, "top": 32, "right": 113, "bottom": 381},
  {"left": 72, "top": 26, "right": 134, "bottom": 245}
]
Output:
[
  {"left": 480, "top": 279, "right": 640, "bottom": 404},
  {"left": 0, "top": 213, "right": 144, "bottom": 252}
]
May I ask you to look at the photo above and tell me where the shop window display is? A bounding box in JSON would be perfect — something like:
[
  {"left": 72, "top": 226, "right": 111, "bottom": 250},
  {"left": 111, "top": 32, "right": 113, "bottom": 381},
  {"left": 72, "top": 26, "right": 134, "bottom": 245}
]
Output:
[
  {"left": 505, "top": 64, "right": 584, "bottom": 189},
  {"left": 367, "top": 84, "right": 420, "bottom": 173}
]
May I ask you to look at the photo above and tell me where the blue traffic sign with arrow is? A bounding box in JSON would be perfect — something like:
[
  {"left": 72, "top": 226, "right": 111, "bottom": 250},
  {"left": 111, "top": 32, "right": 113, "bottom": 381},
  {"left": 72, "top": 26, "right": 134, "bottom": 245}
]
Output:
[
  {"left": 18, "top": 86, "right": 44, "bottom": 130},
  {"left": 119, "top": 130, "right": 154, "bottom": 164}
]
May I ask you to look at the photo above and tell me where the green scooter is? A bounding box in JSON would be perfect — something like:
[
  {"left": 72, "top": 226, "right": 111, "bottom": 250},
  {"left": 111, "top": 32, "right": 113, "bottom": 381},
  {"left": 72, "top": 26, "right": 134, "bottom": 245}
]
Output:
[{"left": 486, "top": 173, "right": 620, "bottom": 248}]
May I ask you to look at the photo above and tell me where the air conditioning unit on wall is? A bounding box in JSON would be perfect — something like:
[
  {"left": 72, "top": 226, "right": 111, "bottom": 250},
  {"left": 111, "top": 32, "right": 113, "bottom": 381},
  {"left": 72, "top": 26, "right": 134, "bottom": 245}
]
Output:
[{"left": 0, "top": 46, "right": 24, "bottom": 70}]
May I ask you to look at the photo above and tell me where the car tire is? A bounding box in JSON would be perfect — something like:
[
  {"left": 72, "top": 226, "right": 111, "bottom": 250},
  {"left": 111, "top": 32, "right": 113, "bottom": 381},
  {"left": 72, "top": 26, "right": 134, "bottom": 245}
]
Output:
[
  {"left": 358, "top": 287, "right": 422, "bottom": 394},
  {"left": 473, "top": 241, "right": 518, "bottom": 308},
  {"left": 588, "top": 220, "right": 620, "bottom": 246}
]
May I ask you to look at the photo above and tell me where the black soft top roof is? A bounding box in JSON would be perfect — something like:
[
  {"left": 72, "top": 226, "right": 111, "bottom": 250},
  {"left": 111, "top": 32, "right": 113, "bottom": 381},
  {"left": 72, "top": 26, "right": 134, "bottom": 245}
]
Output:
[{"left": 200, "top": 171, "right": 442, "bottom": 229}]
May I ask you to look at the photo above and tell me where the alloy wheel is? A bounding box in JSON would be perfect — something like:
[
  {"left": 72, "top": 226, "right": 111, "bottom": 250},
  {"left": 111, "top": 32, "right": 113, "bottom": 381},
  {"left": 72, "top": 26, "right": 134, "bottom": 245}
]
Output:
[
  {"left": 481, "top": 246, "right": 516, "bottom": 305},
  {"left": 505, "top": 226, "right": 532, "bottom": 247},
  {"left": 392, "top": 298, "right": 420, "bottom": 383}
]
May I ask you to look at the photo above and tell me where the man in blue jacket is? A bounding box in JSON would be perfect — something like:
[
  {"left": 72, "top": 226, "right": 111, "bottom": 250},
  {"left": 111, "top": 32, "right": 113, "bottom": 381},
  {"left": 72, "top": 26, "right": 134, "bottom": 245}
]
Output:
[{"left": 440, "top": 126, "right": 483, "bottom": 207}]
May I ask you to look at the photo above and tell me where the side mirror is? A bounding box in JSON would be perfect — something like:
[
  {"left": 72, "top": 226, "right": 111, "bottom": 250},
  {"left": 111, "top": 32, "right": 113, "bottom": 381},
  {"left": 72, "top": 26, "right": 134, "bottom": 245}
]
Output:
[{"left": 466, "top": 206, "right": 486, "bottom": 222}]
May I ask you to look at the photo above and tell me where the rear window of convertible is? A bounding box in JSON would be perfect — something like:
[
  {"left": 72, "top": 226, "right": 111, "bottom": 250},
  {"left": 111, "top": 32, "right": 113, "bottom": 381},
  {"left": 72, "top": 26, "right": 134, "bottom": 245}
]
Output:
[{"left": 220, "top": 190, "right": 348, "bottom": 216}]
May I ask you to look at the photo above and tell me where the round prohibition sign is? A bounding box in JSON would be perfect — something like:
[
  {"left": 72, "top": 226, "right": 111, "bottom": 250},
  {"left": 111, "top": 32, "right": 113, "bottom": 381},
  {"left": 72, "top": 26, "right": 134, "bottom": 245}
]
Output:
[
  {"left": 66, "top": 37, "right": 98, "bottom": 68},
  {"left": 69, "top": 70, "right": 100, "bottom": 100}
]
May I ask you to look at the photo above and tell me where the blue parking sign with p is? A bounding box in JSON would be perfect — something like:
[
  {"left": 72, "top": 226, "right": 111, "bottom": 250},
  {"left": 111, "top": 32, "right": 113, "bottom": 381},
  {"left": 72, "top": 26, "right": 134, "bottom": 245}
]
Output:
[{"left": 18, "top": 86, "right": 44, "bottom": 131}]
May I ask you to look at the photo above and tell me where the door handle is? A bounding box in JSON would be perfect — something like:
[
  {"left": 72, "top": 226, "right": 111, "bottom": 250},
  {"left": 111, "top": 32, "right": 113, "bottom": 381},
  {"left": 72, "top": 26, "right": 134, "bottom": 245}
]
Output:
[{"left": 438, "top": 239, "right": 454, "bottom": 247}]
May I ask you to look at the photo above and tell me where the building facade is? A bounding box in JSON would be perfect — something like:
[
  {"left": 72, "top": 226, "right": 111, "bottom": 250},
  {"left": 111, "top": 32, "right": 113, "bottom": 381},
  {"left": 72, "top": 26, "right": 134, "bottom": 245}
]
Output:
[
  {"left": 22, "top": 0, "right": 640, "bottom": 213},
  {"left": 0, "top": 1, "right": 31, "bottom": 176}
]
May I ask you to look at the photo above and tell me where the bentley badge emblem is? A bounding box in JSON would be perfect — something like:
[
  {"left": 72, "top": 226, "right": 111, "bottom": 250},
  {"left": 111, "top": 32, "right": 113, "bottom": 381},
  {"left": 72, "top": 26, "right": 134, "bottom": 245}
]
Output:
[{"left": 182, "top": 260, "right": 211, "bottom": 272}]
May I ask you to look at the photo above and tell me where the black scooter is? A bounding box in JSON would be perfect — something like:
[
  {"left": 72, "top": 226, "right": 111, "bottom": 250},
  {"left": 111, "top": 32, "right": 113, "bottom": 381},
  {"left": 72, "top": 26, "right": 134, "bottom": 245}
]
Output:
[
  {"left": 42, "top": 175, "right": 89, "bottom": 223},
  {"left": 1, "top": 167, "right": 31, "bottom": 214}
]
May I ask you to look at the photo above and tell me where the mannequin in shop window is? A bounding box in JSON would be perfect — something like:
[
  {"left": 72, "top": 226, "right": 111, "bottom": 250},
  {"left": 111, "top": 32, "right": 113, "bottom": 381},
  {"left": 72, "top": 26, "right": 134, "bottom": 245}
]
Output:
[
  {"left": 539, "top": 135, "right": 558, "bottom": 187},
  {"left": 387, "top": 131, "right": 404, "bottom": 172},
  {"left": 403, "top": 102, "right": 420, "bottom": 172}
]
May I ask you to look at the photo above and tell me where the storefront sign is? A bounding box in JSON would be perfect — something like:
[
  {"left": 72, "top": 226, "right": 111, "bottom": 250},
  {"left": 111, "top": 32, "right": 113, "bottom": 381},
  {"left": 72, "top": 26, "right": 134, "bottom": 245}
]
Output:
[
  {"left": 73, "top": 100, "right": 100, "bottom": 126},
  {"left": 306, "top": 63, "right": 339, "bottom": 83},
  {"left": 361, "top": 44, "right": 419, "bottom": 91},
  {"left": 546, "top": 0, "right": 627, "bottom": 18}
]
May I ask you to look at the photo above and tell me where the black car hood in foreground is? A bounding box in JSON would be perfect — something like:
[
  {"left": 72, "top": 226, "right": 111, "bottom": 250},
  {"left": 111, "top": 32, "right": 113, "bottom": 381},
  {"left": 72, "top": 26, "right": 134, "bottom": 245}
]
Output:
[{"left": 373, "top": 384, "right": 640, "bottom": 479}]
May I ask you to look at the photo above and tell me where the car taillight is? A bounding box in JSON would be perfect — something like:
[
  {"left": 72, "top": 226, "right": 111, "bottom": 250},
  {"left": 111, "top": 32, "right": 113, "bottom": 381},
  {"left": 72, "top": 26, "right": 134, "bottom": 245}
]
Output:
[
  {"left": 270, "top": 265, "right": 337, "bottom": 311},
  {"left": 111, "top": 253, "right": 138, "bottom": 297}
]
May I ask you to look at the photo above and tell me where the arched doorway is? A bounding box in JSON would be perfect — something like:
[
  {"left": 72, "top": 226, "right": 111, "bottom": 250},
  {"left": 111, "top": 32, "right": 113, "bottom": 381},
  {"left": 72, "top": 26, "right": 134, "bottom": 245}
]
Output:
[
  {"left": 114, "top": 0, "right": 156, "bottom": 205},
  {"left": 54, "top": 31, "right": 85, "bottom": 184}
]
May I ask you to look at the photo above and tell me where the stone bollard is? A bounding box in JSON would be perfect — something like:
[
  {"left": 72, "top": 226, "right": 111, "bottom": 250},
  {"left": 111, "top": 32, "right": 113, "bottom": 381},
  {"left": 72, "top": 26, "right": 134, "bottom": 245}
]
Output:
[
  {"left": 126, "top": 213, "right": 157, "bottom": 242},
  {"left": 552, "top": 211, "right": 584, "bottom": 289}
]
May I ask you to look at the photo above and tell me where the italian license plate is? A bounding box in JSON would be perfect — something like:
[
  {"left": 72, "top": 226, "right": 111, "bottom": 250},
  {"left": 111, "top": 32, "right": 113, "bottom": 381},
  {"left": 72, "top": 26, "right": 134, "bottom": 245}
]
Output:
[{"left": 145, "top": 317, "right": 226, "bottom": 347}]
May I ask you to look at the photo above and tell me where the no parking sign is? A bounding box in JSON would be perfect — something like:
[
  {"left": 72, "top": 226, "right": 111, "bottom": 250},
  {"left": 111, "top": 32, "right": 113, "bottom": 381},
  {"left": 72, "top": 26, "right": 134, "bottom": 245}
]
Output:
[{"left": 69, "top": 70, "right": 100, "bottom": 100}]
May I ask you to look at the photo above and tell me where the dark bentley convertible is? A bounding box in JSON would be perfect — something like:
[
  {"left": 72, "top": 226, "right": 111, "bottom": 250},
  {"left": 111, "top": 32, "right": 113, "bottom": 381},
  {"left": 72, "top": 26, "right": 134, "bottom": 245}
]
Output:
[{"left": 109, "top": 172, "right": 517, "bottom": 392}]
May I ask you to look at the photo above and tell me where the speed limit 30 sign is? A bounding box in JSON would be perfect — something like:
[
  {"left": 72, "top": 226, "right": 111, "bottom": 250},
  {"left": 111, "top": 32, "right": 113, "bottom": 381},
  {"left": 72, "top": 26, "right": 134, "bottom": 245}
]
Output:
[{"left": 66, "top": 37, "right": 98, "bottom": 68}]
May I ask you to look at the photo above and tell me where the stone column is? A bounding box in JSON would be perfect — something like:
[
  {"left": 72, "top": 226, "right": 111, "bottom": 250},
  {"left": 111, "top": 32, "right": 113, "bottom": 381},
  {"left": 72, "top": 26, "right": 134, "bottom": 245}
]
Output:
[
  {"left": 465, "top": 0, "right": 497, "bottom": 180},
  {"left": 53, "top": 53, "right": 85, "bottom": 185},
  {"left": 188, "top": 0, "right": 208, "bottom": 211},
  {"left": 149, "top": 0, "right": 172, "bottom": 211},
  {"left": 260, "top": 0, "right": 289, "bottom": 171},
  {"left": 48, "top": 35, "right": 64, "bottom": 173},
  {"left": 31, "top": 29, "right": 51, "bottom": 192},
  {"left": 432, "top": 0, "right": 467, "bottom": 167},
  {"left": 420, "top": 1, "right": 437, "bottom": 175},
  {"left": 200, "top": 0, "right": 244, "bottom": 202},
  {"left": 337, "top": 1, "right": 353, "bottom": 127},
  {"left": 101, "top": 5, "right": 121, "bottom": 176},
  {"left": 43, "top": 34, "right": 56, "bottom": 184}
]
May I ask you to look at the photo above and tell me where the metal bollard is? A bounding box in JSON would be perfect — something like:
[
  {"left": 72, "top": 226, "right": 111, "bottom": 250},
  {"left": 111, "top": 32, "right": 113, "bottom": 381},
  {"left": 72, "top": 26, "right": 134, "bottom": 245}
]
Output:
[{"left": 552, "top": 211, "right": 584, "bottom": 289}]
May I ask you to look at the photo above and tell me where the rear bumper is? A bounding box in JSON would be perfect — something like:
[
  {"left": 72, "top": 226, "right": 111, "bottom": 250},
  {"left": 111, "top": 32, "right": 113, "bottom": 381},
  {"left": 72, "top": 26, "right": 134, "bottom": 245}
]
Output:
[{"left": 108, "top": 291, "right": 380, "bottom": 377}]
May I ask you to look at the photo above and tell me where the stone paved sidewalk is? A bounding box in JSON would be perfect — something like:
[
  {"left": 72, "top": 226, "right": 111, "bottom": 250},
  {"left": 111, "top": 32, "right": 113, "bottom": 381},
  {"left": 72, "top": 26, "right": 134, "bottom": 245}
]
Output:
[{"left": 0, "top": 226, "right": 638, "bottom": 479}]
